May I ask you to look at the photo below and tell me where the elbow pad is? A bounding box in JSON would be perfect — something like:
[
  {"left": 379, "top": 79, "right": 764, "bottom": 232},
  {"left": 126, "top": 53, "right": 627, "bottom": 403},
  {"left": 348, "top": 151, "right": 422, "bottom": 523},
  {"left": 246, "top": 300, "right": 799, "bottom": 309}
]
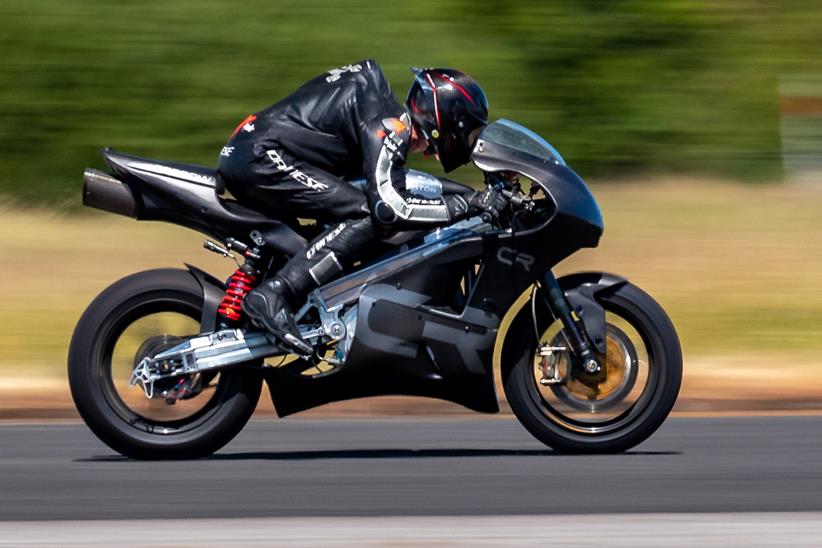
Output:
[{"left": 372, "top": 199, "right": 399, "bottom": 225}]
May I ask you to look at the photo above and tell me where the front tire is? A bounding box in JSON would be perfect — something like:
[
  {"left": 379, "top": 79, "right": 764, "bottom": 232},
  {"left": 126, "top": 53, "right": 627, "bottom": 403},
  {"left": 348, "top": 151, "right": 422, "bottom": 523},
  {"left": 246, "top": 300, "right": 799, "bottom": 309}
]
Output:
[
  {"left": 68, "top": 269, "right": 263, "bottom": 459},
  {"left": 503, "top": 281, "right": 681, "bottom": 453}
]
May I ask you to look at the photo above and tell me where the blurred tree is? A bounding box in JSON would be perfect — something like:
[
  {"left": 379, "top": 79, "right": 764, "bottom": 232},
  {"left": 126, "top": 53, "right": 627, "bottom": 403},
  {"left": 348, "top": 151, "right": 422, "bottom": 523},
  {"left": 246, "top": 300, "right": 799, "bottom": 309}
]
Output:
[
  {"left": 0, "top": 0, "right": 819, "bottom": 203},
  {"left": 448, "top": 0, "right": 782, "bottom": 178}
]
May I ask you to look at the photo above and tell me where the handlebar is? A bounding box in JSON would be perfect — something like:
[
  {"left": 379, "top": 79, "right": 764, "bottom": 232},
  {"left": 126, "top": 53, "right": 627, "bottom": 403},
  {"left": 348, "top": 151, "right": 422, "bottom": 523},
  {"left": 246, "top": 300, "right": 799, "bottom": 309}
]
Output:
[
  {"left": 480, "top": 185, "right": 534, "bottom": 223},
  {"left": 501, "top": 188, "right": 534, "bottom": 210},
  {"left": 478, "top": 172, "right": 535, "bottom": 223}
]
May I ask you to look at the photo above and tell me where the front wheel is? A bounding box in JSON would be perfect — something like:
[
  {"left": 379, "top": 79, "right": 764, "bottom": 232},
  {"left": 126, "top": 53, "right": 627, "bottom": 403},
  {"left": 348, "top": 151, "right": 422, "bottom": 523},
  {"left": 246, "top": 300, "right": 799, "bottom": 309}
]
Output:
[
  {"left": 68, "top": 269, "right": 263, "bottom": 459},
  {"left": 503, "top": 280, "right": 681, "bottom": 453}
]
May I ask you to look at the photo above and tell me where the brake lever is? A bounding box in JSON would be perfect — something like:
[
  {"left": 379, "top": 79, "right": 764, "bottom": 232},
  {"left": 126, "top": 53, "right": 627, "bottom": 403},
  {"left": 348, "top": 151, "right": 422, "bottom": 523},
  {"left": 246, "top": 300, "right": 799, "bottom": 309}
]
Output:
[{"left": 501, "top": 189, "right": 535, "bottom": 210}]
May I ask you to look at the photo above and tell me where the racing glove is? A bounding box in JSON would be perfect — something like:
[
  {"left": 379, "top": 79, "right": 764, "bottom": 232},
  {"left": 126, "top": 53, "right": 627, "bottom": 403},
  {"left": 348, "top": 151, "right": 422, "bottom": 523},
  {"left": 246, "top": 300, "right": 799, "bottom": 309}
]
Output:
[
  {"left": 466, "top": 186, "right": 508, "bottom": 220},
  {"left": 443, "top": 186, "right": 508, "bottom": 222}
]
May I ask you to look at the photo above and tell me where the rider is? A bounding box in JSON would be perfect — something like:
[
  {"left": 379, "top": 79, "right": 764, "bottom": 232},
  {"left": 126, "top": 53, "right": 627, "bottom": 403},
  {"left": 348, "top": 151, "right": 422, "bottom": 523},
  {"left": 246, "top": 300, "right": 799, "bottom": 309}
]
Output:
[{"left": 218, "top": 60, "right": 506, "bottom": 355}]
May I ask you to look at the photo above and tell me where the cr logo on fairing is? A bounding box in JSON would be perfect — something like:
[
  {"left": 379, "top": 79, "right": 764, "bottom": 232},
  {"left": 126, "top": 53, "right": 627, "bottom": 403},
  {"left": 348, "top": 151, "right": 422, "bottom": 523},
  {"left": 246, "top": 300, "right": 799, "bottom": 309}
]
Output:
[{"left": 496, "top": 247, "right": 534, "bottom": 271}]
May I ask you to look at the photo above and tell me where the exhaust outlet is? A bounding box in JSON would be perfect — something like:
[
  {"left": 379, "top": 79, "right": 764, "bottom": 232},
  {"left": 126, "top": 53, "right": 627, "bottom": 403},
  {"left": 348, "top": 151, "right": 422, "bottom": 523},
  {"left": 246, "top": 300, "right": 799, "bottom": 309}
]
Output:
[{"left": 82, "top": 168, "right": 138, "bottom": 218}]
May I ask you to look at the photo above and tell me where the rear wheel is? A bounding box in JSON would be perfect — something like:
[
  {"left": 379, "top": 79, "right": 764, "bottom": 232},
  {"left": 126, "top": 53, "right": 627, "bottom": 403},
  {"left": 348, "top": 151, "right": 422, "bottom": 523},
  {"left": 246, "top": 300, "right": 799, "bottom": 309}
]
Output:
[
  {"left": 68, "top": 269, "right": 262, "bottom": 459},
  {"left": 503, "top": 281, "right": 681, "bottom": 453}
]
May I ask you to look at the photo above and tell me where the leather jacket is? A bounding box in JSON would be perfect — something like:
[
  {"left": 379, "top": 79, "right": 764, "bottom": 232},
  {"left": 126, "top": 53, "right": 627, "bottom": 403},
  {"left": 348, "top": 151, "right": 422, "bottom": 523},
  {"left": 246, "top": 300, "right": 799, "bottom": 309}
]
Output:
[{"left": 245, "top": 59, "right": 468, "bottom": 226}]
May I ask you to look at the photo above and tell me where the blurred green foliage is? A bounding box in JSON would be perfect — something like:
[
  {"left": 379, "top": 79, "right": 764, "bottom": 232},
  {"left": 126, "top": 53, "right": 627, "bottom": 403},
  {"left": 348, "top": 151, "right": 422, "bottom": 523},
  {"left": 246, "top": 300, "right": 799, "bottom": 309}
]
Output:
[{"left": 2, "top": 0, "right": 822, "bottom": 203}]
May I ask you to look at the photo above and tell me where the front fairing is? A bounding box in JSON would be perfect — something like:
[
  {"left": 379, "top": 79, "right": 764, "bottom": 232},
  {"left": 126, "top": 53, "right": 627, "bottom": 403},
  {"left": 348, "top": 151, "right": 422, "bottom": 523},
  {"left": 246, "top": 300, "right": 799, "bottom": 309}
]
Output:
[{"left": 471, "top": 120, "right": 604, "bottom": 235}]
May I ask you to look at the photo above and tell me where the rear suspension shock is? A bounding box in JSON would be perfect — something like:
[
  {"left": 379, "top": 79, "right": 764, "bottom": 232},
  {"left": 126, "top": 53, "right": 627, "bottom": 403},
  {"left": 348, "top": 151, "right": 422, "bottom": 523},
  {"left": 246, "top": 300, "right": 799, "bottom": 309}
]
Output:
[
  {"left": 217, "top": 249, "right": 262, "bottom": 322},
  {"left": 217, "top": 269, "right": 255, "bottom": 322}
]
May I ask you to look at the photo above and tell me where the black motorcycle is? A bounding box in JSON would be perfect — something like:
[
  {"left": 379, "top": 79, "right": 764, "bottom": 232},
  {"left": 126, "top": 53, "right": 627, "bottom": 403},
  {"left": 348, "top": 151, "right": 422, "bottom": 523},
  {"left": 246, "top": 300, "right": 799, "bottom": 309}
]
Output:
[{"left": 69, "top": 119, "right": 682, "bottom": 459}]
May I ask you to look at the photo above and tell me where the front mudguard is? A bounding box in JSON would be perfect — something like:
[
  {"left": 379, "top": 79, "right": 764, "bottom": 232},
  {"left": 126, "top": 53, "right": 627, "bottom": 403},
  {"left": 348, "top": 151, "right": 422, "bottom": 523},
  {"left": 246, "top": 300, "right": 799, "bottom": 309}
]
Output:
[{"left": 184, "top": 263, "right": 226, "bottom": 333}]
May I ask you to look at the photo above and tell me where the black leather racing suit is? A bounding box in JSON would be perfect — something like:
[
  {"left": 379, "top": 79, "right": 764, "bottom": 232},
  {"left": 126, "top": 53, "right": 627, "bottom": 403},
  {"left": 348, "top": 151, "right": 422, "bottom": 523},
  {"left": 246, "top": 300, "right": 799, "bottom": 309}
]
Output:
[{"left": 218, "top": 60, "right": 471, "bottom": 297}]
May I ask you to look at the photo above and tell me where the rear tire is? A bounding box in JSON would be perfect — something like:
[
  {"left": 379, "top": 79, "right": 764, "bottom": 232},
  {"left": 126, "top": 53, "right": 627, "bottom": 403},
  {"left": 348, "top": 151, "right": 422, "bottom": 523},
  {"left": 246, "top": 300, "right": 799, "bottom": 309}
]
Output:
[
  {"left": 503, "top": 281, "right": 681, "bottom": 453},
  {"left": 68, "top": 269, "right": 262, "bottom": 459}
]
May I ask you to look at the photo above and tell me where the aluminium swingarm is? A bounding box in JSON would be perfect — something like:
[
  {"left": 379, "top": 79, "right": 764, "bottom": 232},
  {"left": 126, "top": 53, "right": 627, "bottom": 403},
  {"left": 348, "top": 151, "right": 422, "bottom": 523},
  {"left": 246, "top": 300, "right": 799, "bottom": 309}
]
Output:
[{"left": 130, "top": 329, "right": 279, "bottom": 399}]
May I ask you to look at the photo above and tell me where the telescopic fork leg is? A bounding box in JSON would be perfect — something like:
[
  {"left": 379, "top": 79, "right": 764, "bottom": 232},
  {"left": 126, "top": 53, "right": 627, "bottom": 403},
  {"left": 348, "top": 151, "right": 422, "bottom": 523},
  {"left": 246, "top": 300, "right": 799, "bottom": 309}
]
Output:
[{"left": 540, "top": 271, "right": 602, "bottom": 374}]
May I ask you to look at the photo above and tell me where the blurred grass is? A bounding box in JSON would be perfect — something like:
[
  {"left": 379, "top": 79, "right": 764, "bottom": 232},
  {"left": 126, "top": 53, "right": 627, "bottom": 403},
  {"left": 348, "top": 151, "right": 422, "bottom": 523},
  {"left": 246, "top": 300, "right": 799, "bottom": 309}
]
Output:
[
  {"left": 2, "top": 179, "right": 822, "bottom": 409},
  {"left": 571, "top": 179, "right": 822, "bottom": 352}
]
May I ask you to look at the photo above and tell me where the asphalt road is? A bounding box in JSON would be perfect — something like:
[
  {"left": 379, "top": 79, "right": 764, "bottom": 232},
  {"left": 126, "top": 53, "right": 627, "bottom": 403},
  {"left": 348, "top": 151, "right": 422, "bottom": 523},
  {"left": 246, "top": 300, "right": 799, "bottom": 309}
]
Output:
[{"left": 0, "top": 416, "right": 820, "bottom": 521}]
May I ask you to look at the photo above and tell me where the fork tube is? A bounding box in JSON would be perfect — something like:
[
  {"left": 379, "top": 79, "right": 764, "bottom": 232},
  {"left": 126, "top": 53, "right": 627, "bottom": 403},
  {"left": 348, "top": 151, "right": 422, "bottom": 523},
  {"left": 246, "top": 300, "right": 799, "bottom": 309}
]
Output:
[{"left": 541, "top": 271, "right": 600, "bottom": 370}]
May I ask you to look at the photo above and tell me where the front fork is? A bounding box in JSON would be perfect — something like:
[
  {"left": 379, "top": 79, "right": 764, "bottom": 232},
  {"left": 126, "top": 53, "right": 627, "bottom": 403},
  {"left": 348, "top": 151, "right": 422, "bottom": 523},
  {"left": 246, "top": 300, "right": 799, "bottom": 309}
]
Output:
[{"left": 540, "top": 271, "right": 602, "bottom": 376}]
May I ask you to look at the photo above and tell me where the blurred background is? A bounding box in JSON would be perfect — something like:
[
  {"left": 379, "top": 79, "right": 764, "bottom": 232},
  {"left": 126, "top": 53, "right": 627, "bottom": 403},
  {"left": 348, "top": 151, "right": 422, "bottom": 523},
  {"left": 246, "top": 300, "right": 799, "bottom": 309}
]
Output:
[{"left": 2, "top": 0, "right": 822, "bottom": 416}]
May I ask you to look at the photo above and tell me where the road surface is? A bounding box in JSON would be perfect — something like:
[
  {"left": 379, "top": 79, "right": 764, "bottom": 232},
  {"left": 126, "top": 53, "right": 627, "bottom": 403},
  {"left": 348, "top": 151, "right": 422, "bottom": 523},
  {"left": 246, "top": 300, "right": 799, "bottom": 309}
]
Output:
[{"left": 1, "top": 416, "right": 821, "bottom": 546}]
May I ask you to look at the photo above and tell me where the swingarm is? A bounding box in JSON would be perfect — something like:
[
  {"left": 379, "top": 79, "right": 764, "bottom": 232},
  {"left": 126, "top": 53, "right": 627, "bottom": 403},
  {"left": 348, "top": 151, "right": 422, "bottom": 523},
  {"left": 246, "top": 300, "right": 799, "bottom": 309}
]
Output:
[{"left": 130, "top": 329, "right": 280, "bottom": 398}]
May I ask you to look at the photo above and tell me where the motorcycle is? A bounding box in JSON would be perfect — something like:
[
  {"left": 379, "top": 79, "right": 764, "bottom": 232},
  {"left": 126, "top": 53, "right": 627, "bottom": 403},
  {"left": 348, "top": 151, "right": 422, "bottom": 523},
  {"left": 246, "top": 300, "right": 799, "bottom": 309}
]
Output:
[{"left": 69, "top": 119, "right": 682, "bottom": 459}]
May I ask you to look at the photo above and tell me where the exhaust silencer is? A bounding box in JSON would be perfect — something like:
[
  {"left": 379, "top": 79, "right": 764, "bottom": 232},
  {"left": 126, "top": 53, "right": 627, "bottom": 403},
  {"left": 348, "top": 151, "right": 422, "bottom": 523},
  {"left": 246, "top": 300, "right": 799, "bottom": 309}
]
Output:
[{"left": 82, "top": 168, "right": 138, "bottom": 218}]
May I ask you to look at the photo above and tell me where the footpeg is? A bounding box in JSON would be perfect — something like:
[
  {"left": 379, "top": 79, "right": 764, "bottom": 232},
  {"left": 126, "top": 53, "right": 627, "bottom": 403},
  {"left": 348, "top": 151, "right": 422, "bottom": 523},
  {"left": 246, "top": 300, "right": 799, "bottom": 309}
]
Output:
[{"left": 281, "top": 333, "right": 314, "bottom": 357}]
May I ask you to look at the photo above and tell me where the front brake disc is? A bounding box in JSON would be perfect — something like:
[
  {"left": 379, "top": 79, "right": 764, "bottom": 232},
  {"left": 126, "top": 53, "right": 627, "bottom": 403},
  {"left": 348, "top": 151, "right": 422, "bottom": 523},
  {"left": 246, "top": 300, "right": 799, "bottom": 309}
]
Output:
[{"left": 544, "top": 324, "right": 639, "bottom": 412}]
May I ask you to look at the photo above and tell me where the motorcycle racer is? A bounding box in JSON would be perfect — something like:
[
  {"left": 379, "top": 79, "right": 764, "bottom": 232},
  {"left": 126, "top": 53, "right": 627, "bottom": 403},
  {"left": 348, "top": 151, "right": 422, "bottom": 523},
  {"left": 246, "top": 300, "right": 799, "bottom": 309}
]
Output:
[{"left": 219, "top": 60, "right": 505, "bottom": 354}]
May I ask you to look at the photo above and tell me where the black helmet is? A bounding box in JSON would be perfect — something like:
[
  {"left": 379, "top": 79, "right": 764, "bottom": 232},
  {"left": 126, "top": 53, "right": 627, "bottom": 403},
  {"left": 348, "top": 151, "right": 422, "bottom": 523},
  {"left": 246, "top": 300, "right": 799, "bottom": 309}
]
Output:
[{"left": 405, "top": 67, "right": 489, "bottom": 173}]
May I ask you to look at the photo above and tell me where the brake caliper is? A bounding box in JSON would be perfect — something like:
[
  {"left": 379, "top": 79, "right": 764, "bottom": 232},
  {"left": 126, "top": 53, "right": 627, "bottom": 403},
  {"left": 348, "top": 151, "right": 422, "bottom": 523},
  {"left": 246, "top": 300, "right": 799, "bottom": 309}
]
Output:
[{"left": 537, "top": 343, "right": 567, "bottom": 385}]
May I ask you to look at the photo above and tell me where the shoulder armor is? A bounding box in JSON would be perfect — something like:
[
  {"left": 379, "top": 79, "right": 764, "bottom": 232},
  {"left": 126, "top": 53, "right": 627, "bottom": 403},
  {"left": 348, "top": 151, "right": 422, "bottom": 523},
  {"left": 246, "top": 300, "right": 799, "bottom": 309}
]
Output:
[{"left": 381, "top": 116, "right": 411, "bottom": 138}]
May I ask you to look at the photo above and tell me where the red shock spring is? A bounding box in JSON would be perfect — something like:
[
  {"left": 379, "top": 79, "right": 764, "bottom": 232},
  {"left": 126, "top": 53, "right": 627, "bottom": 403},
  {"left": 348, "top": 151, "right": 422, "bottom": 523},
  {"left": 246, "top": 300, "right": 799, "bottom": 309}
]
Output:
[{"left": 217, "top": 268, "right": 257, "bottom": 322}]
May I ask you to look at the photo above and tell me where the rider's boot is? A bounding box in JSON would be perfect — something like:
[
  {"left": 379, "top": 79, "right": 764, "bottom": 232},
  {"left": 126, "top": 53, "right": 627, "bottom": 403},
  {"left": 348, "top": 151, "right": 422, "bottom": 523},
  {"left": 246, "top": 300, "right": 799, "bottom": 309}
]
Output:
[
  {"left": 242, "top": 276, "right": 313, "bottom": 356},
  {"left": 243, "top": 217, "right": 374, "bottom": 355}
]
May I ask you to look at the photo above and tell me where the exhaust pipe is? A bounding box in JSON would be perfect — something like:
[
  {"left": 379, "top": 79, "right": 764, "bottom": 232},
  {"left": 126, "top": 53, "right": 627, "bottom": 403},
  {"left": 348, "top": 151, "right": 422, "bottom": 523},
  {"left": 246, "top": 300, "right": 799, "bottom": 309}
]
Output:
[{"left": 82, "top": 168, "right": 138, "bottom": 218}]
